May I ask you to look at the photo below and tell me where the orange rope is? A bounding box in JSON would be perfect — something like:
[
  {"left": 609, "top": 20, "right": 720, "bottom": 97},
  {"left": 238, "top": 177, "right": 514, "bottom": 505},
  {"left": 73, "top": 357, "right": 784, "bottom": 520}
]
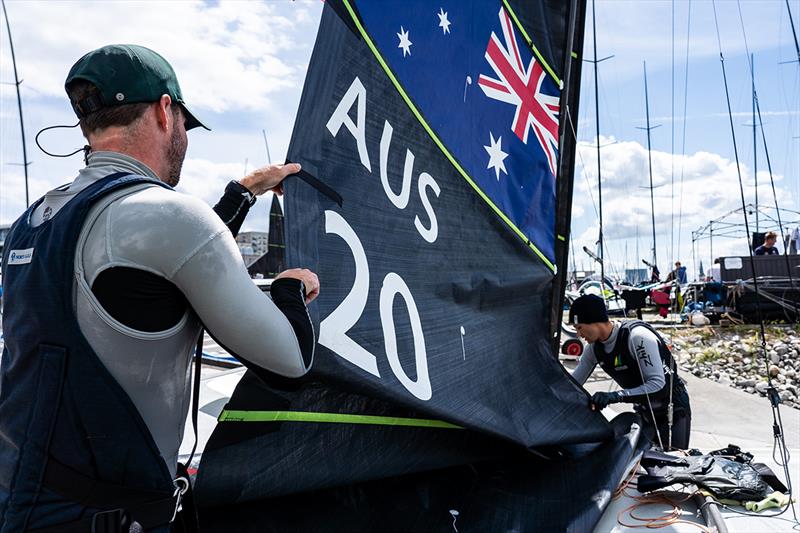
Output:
[
  {"left": 613, "top": 459, "right": 642, "bottom": 500},
  {"left": 616, "top": 490, "right": 713, "bottom": 532}
]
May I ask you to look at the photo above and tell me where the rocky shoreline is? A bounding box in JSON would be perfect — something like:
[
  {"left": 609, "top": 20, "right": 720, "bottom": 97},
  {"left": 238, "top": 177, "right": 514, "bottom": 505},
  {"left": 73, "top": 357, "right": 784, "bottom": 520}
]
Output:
[{"left": 667, "top": 325, "right": 800, "bottom": 410}]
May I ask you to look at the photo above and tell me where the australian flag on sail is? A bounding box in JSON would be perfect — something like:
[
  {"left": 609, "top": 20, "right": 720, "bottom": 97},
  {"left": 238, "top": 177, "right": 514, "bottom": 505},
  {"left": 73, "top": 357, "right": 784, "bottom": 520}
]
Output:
[{"left": 354, "top": 0, "right": 561, "bottom": 265}]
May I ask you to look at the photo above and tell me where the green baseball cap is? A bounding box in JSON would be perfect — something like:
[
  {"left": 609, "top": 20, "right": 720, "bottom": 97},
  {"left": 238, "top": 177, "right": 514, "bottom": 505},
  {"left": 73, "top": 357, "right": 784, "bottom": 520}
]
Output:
[{"left": 65, "top": 44, "right": 209, "bottom": 131}]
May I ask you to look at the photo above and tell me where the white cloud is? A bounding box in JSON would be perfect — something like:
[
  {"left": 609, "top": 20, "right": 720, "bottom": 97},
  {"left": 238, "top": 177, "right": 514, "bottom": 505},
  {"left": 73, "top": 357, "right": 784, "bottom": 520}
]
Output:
[
  {"left": 570, "top": 135, "right": 796, "bottom": 278},
  {"left": 0, "top": 0, "right": 321, "bottom": 226},
  {"left": 0, "top": 0, "right": 319, "bottom": 113}
]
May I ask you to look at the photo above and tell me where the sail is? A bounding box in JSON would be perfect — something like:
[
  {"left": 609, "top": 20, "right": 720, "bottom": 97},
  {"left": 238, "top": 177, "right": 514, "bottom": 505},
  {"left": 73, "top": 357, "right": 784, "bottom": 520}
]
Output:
[{"left": 196, "top": 1, "right": 643, "bottom": 529}]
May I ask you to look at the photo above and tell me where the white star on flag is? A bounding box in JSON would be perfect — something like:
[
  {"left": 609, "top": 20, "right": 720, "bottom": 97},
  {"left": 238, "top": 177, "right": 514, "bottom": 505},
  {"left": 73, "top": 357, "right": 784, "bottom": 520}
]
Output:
[
  {"left": 484, "top": 132, "right": 508, "bottom": 181},
  {"left": 437, "top": 8, "right": 451, "bottom": 34},
  {"left": 397, "top": 26, "right": 412, "bottom": 56}
]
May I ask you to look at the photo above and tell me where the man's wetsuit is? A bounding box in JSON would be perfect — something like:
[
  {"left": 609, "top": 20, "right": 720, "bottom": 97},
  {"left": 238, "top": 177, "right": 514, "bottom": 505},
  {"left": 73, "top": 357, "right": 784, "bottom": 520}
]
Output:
[
  {"left": 28, "top": 151, "right": 314, "bottom": 478},
  {"left": 572, "top": 320, "right": 691, "bottom": 449},
  {"left": 0, "top": 152, "right": 314, "bottom": 531}
]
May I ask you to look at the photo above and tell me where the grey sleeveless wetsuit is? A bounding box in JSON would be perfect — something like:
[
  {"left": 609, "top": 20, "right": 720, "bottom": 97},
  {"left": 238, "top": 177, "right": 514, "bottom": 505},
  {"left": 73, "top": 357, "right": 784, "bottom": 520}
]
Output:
[{"left": 30, "top": 152, "right": 311, "bottom": 477}]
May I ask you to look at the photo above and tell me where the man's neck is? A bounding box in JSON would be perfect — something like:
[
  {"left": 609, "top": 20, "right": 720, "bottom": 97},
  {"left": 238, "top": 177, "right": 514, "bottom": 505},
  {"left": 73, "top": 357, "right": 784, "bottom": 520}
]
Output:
[
  {"left": 88, "top": 130, "right": 165, "bottom": 182},
  {"left": 599, "top": 322, "right": 614, "bottom": 343}
]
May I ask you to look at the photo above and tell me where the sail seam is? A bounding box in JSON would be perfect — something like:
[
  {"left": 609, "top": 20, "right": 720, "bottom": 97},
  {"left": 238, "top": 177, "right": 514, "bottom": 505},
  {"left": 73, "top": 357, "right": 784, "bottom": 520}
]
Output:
[
  {"left": 340, "top": 0, "right": 556, "bottom": 273},
  {"left": 218, "top": 410, "right": 463, "bottom": 429}
]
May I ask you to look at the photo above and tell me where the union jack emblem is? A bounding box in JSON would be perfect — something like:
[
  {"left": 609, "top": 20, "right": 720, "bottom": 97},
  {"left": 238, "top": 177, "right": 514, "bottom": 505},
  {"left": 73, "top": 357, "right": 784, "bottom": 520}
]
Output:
[{"left": 478, "top": 8, "right": 560, "bottom": 177}]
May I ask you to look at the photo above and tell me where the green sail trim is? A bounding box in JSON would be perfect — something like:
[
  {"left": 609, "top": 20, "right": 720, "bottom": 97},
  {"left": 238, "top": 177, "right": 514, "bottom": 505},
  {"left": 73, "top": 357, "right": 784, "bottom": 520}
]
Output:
[
  {"left": 501, "top": 0, "right": 562, "bottom": 86},
  {"left": 218, "top": 410, "right": 464, "bottom": 429},
  {"left": 340, "top": 0, "right": 557, "bottom": 273}
]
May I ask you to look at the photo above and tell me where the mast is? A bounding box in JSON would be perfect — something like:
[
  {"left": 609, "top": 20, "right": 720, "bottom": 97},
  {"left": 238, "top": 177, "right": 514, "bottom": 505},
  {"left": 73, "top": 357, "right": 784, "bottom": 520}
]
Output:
[
  {"left": 592, "top": 0, "right": 605, "bottom": 286},
  {"left": 1, "top": 0, "right": 30, "bottom": 207},
  {"left": 550, "top": 0, "right": 588, "bottom": 346},
  {"left": 262, "top": 129, "right": 272, "bottom": 164},
  {"left": 752, "top": 53, "right": 758, "bottom": 233},
  {"left": 638, "top": 61, "right": 660, "bottom": 270}
]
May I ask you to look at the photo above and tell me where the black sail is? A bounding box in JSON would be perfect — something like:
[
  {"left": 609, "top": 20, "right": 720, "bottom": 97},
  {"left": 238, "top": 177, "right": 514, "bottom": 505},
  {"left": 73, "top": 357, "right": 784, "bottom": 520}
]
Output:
[{"left": 197, "top": 2, "right": 644, "bottom": 530}]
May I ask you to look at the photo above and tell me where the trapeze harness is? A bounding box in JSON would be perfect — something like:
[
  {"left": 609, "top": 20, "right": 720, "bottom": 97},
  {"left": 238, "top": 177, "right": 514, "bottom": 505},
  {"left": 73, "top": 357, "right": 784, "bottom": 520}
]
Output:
[
  {"left": 637, "top": 445, "right": 788, "bottom": 502},
  {"left": 0, "top": 174, "right": 188, "bottom": 533},
  {"left": 1, "top": 165, "right": 315, "bottom": 532}
]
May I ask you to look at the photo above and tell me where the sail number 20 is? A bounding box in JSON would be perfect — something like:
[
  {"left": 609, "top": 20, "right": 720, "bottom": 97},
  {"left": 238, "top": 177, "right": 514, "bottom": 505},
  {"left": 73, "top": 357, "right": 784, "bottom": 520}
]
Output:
[
  {"left": 318, "top": 211, "right": 432, "bottom": 401},
  {"left": 317, "top": 76, "right": 440, "bottom": 401}
]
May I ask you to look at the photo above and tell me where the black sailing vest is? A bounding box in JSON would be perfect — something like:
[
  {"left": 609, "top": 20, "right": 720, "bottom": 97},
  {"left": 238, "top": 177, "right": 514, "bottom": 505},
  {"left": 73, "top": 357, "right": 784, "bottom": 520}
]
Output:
[
  {"left": 0, "top": 173, "right": 176, "bottom": 531},
  {"left": 593, "top": 320, "right": 689, "bottom": 413}
]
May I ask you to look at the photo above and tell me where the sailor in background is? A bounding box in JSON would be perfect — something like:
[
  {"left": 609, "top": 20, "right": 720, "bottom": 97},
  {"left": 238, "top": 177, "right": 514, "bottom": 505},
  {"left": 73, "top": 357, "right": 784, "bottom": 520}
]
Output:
[
  {"left": 0, "top": 45, "right": 318, "bottom": 533},
  {"left": 568, "top": 294, "right": 692, "bottom": 450},
  {"left": 666, "top": 261, "right": 687, "bottom": 284},
  {"left": 754, "top": 230, "right": 780, "bottom": 255}
]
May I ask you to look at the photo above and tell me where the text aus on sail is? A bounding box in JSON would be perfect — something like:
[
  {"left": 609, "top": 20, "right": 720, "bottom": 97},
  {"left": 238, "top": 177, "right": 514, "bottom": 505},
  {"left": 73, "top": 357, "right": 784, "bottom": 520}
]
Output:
[{"left": 320, "top": 76, "right": 442, "bottom": 402}]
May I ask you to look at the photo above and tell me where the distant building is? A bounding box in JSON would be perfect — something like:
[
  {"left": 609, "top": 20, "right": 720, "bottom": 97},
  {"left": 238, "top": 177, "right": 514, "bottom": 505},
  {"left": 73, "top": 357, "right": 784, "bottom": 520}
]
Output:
[{"left": 236, "top": 231, "right": 269, "bottom": 266}]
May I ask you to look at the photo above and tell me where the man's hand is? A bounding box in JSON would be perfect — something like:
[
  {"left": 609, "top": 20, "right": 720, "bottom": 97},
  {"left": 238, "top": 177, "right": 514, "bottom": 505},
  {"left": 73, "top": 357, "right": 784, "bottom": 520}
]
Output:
[
  {"left": 590, "top": 391, "right": 622, "bottom": 411},
  {"left": 275, "top": 268, "right": 319, "bottom": 304},
  {"left": 239, "top": 163, "right": 301, "bottom": 196}
]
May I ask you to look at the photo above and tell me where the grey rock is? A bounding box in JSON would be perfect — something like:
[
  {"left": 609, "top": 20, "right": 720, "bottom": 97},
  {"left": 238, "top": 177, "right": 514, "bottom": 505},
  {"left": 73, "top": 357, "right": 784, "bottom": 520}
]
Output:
[{"left": 756, "top": 381, "right": 770, "bottom": 394}]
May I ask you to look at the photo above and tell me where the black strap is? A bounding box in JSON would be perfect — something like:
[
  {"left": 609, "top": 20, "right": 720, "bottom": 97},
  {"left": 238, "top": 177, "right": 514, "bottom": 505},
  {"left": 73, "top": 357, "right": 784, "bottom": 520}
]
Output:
[
  {"left": 187, "top": 329, "right": 204, "bottom": 466},
  {"left": 38, "top": 458, "right": 178, "bottom": 531},
  {"left": 285, "top": 159, "right": 343, "bottom": 206},
  {"left": 42, "top": 457, "right": 172, "bottom": 510}
]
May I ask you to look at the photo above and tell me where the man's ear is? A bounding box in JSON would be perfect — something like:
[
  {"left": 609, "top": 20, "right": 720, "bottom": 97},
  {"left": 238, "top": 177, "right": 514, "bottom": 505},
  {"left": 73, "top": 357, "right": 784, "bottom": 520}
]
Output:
[{"left": 154, "top": 94, "right": 173, "bottom": 131}]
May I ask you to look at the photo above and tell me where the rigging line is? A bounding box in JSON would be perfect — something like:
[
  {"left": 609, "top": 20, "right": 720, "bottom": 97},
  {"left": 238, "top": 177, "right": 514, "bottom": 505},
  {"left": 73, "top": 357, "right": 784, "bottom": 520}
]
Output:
[
  {"left": 667, "top": 0, "right": 678, "bottom": 433},
  {"left": 591, "top": 0, "right": 605, "bottom": 290},
  {"left": 1, "top": 0, "right": 30, "bottom": 208},
  {"left": 786, "top": 0, "right": 800, "bottom": 64},
  {"left": 713, "top": 2, "right": 798, "bottom": 524},
  {"left": 677, "top": 0, "right": 692, "bottom": 281},
  {"left": 566, "top": 106, "right": 599, "bottom": 220},
  {"left": 670, "top": 0, "right": 675, "bottom": 273},
  {"left": 736, "top": 0, "right": 799, "bottom": 321}
]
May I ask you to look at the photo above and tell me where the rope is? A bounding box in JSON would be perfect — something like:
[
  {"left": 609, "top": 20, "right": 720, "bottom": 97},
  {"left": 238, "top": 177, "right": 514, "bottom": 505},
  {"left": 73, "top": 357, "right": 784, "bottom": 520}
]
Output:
[
  {"left": 670, "top": 0, "right": 676, "bottom": 277},
  {"left": 616, "top": 489, "right": 713, "bottom": 532},
  {"left": 566, "top": 106, "right": 599, "bottom": 221},
  {"left": 612, "top": 458, "right": 642, "bottom": 500},
  {"left": 677, "top": 0, "right": 692, "bottom": 280}
]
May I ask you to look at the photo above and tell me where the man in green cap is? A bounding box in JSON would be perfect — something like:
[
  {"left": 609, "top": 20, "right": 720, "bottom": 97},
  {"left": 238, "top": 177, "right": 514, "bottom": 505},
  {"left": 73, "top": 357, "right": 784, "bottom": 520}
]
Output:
[{"left": 0, "top": 44, "right": 318, "bottom": 532}]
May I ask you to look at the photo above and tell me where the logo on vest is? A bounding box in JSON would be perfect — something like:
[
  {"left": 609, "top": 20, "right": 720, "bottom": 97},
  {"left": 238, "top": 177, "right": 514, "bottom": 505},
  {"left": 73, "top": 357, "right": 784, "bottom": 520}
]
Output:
[
  {"left": 43, "top": 206, "right": 53, "bottom": 221},
  {"left": 8, "top": 248, "right": 34, "bottom": 265},
  {"left": 635, "top": 340, "right": 653, "bottom": 367}
]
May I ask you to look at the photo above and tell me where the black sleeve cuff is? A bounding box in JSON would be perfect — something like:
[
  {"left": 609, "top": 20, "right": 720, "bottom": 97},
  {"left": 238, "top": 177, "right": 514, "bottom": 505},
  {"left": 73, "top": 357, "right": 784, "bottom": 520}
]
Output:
[
  {"left": 270, "top": 278, "right": 315, "bottom": 369},
  {"left": 212, "top": 180, "right": 256, "bottom": 237}
]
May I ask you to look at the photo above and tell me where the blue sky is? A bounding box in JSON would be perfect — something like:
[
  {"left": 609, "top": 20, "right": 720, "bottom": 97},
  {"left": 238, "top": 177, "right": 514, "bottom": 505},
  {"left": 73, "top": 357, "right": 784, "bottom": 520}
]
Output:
[{"left": 1, "top": 0, "right": 798, "bottom": 281}]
